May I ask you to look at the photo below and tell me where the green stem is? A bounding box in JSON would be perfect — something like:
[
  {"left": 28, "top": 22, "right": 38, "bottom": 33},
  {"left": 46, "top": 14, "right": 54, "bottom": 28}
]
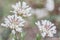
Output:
[{"left": 36, "top": 33, "right": 42, "bottom": 40}]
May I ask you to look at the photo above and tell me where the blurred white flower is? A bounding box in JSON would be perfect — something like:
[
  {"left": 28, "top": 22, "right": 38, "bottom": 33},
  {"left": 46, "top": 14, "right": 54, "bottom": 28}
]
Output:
[
  {"left": 1, "top": 14, "right": 25, "bottom": 33},
  {"left": 10, "top": 1, "right": 32, "bottom": 17},
  {"left": 35, "top": 20, "right": 56, "bottom": 38},
  {"left": 45, "top": 0, "right": 54, "bottom": 11},
  {"left": 32, "top": 9, "right": 49, "bottom": 19}
]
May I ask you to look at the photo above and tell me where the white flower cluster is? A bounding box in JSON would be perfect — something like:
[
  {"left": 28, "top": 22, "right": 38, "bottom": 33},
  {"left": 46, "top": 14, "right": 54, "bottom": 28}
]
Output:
[
  {"left": 35, "top": 20, "right": 56, "bottom": 38},
  {"left": 10, "top": 1, "right": 32, "bottom": 17},
  {"left": 1, "top": 1, "right": 32, "bottom": 34},
  {"left": 1, "top": 1, "right": 57, "bottom": 38},
  {"left": 1, "top": 14, "right": 25, "bottom": 34}
]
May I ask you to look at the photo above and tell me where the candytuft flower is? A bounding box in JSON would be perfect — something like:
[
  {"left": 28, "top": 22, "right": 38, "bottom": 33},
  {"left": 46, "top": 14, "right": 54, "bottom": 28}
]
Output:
[
  {"left": 10, "top": 1, "right": 32, "bottom": 17},
  {"left": 1, "top": 14, "right": 25, "bottom": 34},
  {"left": 35, "top": 20, "right": 56, "bottom": 38}
]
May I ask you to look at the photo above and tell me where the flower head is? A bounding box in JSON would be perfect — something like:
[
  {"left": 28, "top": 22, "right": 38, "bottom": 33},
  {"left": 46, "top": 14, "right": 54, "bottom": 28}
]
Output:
[
  {"left": 35, "top": 20, "right": 56, "bottom": 38},
  {"left": 10, "top": 1, "right": 32, "bottom": 17},
  {"left": 1, "top": 14, "right": 25, "bottom": 33}
]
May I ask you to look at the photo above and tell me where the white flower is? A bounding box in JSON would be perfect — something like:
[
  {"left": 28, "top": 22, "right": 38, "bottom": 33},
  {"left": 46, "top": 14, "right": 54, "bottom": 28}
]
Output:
[
  {"left": 10, "top": 1, "right": 32, "bottom": 17},
  {"left": 1, "top": 14, "right": 25, "bottom": 33},
  {"left": 35, "top": 20, "right": 56, "bottom": 38},
  {"left": 45, "top": 0, "right": 54, "bottom": 11}
]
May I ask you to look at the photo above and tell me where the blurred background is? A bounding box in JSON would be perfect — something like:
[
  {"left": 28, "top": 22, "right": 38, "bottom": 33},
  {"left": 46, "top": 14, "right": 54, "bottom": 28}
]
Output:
[{"left": 0, "top": 0, "right": 60, "bottom": 40}]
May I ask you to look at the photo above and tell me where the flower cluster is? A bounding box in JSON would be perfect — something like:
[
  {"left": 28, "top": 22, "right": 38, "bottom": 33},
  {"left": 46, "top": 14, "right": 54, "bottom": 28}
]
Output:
[
  {"left": 10, "top": 2, "right": 32, "bottom": 17},
  {"left": 1, "top": 1, "right": 32, "bottom": 34},
  {"left": 35, "top": 20, "right": 56, "bottom": 38},
  {"left": 1, "top": 1, "right": 57, "bottom": 38},
  {"left": 1, "top": 14, "right": 25, "bottom": 34}
]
